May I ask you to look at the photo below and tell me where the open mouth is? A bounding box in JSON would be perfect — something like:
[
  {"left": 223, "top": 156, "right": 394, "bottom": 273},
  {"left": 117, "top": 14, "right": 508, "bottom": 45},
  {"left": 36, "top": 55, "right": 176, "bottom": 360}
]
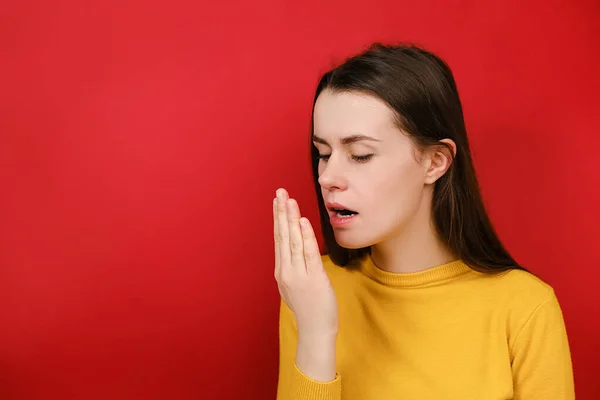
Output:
[{"left": 331, "top": 208, "right": 359, "bottom": 218}]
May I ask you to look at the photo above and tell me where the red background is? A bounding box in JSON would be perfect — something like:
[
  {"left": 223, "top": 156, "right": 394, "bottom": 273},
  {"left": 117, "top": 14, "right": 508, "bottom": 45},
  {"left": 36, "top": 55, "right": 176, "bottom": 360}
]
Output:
[{"left": 1, "top": 0, "right": 599, "bottom": 398}]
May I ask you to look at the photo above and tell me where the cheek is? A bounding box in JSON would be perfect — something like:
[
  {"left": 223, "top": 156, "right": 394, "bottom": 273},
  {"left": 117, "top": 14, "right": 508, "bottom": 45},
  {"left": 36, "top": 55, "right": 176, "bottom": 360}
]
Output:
[{"left": 364, "top": 160, "right": 425, "bottom": 221}]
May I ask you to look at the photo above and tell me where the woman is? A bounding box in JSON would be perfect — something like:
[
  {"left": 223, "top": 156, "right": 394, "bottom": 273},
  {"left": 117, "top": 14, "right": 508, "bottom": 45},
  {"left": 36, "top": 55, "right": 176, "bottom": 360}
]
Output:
[{"left": 273, "top": 43, "right": 574, "bottom": 399}]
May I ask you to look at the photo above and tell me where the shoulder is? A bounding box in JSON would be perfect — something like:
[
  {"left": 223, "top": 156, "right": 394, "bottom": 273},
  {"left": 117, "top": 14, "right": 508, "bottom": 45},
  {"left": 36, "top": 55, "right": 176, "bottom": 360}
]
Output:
[
  {"left": 495, "top": 268, "right": 555, "bottom": 305},
  {"left": 487, "top": 268, "right": 566, "bottom": 347},
  {"left": 493, "top": 268, "right": 561, "bottom": 316},
  {"left": 473, "top": 267, "right": 559, "bottom": 318}
]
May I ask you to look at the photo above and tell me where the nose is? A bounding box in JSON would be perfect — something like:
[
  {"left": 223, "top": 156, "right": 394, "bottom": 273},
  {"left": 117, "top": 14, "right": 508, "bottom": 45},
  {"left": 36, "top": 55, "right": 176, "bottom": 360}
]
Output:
[{"left": 318, "top": 156, "right": 348, "bottom": 192}]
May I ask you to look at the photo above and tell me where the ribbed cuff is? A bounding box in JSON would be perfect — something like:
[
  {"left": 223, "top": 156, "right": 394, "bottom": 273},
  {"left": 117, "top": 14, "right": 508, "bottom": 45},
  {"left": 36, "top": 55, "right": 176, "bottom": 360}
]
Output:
[{"left": 288, "top": 363, "right": 341, "bottom": 400}]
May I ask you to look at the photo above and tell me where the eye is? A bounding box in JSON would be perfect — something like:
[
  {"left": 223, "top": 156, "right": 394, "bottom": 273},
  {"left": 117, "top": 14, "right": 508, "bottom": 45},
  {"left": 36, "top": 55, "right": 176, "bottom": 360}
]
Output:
[
  {"left": 351, "top": 154, "right": 374, "bottom": 163},
  {"left": 317, "top": 154, "right": 374, "bottom": 163}
]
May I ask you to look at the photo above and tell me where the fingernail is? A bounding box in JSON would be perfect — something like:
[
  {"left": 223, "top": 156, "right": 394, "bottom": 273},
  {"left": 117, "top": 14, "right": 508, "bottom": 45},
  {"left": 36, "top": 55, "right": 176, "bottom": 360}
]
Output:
[{"left": 276, "top": 189, "right": 283, "bottom": 199}]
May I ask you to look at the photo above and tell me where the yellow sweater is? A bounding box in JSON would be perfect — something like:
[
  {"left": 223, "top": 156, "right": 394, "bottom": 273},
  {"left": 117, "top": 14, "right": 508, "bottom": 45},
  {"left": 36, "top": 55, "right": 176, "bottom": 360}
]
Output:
[{"left": 277, "top": 254, "right": 574, "bottom": 399}]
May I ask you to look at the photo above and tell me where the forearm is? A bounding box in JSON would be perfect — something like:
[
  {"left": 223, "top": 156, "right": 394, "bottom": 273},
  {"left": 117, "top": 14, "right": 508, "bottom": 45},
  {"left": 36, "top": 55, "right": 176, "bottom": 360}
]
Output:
[{"left": 296, "top": 333, "right": 337, "bottom": 382}]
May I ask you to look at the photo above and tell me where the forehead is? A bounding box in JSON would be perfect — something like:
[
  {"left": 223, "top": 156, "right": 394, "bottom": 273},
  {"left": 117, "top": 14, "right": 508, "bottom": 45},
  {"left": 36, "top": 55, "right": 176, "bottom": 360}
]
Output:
[{"left": 313, "top": 90, "right": 397, "bottom": 138}]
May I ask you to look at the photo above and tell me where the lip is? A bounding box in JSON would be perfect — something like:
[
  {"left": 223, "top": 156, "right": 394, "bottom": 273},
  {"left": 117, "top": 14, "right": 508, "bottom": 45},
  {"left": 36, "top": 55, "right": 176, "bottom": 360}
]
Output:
[
  {"left": 325, "top": 201, "right": 354, "bottom": 212},
  {"left": 329, "top": 212, "right": 359, "bottom": 228},
  {"left": 325, "top": 201, "right": 359, "bottom": 228}
]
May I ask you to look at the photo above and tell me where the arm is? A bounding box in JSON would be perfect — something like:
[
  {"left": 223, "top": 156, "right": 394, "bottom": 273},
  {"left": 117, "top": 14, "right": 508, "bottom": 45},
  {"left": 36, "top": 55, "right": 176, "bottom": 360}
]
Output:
[
  {"left": 276, "top": 300, "right": 341, "bottom": 400},
  {"left": 511, "top": 288, "right": 575, "bottom": 399},
  {"left": 273, "top": 189, "right": 342, "bottom": 399}
]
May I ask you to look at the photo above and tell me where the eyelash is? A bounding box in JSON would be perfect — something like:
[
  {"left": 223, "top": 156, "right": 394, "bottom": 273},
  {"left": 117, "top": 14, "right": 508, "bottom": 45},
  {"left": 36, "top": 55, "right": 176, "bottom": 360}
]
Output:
[{"left": 317, "top": 154, "right": 374, "bottom": 163}]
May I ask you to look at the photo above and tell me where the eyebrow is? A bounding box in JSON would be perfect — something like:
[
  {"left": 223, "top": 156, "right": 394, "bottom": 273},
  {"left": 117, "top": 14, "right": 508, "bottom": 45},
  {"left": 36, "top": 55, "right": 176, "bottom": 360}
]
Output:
[{"left": 312, "top": 134, "right": 382, "bottom": 145}]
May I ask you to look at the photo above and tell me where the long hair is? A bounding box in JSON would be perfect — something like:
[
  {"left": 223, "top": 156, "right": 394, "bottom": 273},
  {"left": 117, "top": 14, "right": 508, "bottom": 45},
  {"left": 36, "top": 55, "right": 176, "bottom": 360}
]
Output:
[{"left": 310, "top": 43, "right": 526, "bottom": 274}]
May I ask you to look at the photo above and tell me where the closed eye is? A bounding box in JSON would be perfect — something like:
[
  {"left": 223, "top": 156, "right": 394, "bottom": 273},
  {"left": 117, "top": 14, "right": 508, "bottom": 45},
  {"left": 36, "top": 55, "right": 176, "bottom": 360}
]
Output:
[
  {"left": 352, "top": 154, "right": 373, "bottom": 163},
  {"left": 317, "top": 154, "right": 374, "bottom": 163}
]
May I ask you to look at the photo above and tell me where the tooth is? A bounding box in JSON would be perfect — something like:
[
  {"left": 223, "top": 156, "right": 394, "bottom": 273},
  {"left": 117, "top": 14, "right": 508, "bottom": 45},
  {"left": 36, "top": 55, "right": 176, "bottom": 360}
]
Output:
[{"left": 336, "top": 212, "right": 353, "bottom": 218}]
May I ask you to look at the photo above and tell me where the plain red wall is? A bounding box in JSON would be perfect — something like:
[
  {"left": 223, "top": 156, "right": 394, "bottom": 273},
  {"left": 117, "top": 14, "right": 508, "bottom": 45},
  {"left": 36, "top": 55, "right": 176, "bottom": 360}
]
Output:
[{"left": 1, "top": 0, "right": 598, "bottom": 398}]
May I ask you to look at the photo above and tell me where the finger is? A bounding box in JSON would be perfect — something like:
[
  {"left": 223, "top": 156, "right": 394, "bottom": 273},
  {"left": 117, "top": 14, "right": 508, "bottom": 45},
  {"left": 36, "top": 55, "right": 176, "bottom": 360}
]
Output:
[
  {"left": 276, "top": 189, "right": 291, "bottom": 268},
  {"left": 273, "top": 197, "right": 280, "bottom": 278},
  {"left": 286, "top": 198, "right": 305, "bottom": 272},
  {"left": 300, "top": 217, "right": 322, "bottom": 275}
]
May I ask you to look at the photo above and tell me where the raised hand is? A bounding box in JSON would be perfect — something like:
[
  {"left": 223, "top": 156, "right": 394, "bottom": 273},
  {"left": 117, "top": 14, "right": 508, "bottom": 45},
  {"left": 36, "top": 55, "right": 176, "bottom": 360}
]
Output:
[{"left": 273, "top": 188, "right": 338, "bottom": 382}]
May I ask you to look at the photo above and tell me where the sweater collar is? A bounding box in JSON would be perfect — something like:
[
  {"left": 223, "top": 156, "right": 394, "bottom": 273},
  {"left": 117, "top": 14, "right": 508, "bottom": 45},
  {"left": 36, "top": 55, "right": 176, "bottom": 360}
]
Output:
[{"left": 360, "top": 254, "right": 472, "bottom": 288}]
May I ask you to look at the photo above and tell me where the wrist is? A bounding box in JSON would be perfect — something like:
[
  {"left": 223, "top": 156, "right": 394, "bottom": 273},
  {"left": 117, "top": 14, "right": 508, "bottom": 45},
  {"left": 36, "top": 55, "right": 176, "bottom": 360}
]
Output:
[
  {"left": 297, "top": 332, "right": 336, "bottom": 354},
  {"left": 297, "top": 327, "right": 338, "bottom": 344},
  {"left": 295, "top": 336, "right": 337, "bottom": 382}
]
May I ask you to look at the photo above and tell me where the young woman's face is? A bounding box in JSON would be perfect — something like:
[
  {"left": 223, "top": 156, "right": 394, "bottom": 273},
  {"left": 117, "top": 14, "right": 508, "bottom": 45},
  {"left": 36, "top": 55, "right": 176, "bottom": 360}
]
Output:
[{"left": 312, "top": 90, "right": 430, "bottom": 249}]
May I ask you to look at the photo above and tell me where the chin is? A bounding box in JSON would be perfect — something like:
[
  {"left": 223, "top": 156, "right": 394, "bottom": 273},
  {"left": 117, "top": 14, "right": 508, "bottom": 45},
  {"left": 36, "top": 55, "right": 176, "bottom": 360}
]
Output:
[{"left": 333, "top": 230, "right": 378, "bottom": 249}]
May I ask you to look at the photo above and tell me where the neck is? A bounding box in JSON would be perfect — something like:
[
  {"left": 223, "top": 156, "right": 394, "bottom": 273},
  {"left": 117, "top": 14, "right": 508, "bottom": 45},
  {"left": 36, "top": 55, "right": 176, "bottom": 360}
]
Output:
[{"left": 370, "top": 190, "right": 456, "bottom": 274}]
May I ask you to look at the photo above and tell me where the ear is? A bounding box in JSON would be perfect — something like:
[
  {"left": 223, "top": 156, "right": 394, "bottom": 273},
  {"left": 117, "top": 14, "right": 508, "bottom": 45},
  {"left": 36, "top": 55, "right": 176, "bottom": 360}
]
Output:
[{"left": 424, "top": 138, "right": 457, "bottom": 185}]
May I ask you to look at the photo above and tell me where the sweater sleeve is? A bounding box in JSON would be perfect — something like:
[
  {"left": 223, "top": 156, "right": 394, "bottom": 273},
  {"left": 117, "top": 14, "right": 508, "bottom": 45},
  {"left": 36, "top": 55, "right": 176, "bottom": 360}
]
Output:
[
  {"left": 511, "top": 288, "right": 575, "bottom": 399},
  {"left": 276, "top": 299, "right": 342, "bottom": 400}
]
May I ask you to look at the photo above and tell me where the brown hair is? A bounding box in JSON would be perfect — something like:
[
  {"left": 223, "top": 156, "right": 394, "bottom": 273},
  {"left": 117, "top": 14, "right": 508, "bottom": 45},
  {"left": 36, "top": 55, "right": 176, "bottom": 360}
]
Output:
[{"left": 310, "top": 43, "right": 526, "bottom": 274}]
